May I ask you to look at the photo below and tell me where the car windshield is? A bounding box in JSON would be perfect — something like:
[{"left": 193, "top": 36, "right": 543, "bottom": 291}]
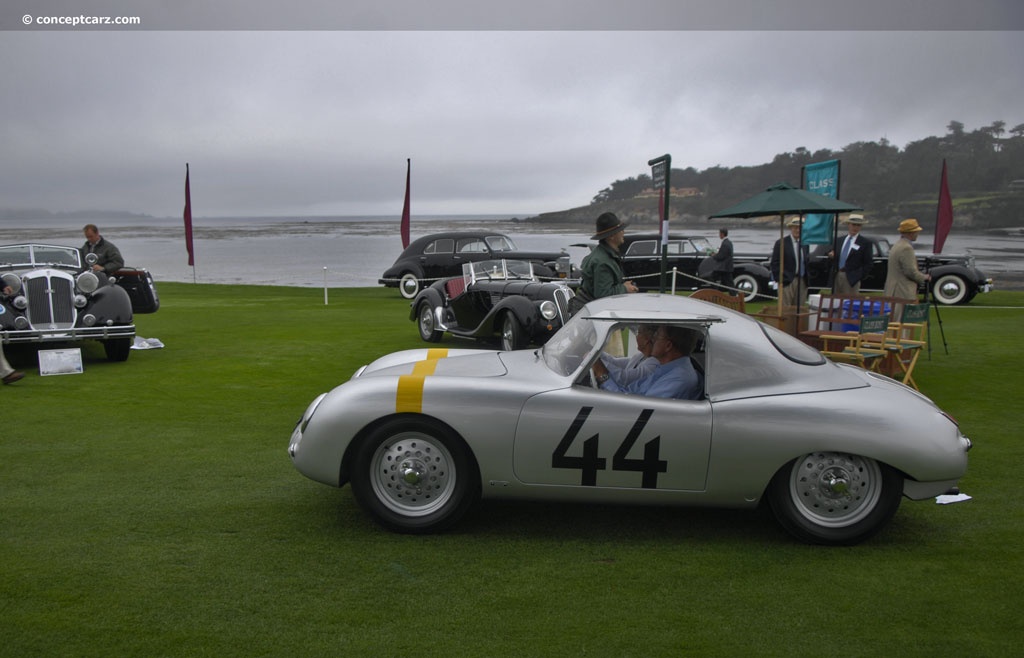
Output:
[
  {"left": 0, "top": 244, "right": 81, "bottom": 268},
  {"left": 540, "top": 314, "right": 599, "bottom": 376},
  {"left": 685, "top": 237, "right": 713, "bottom": 254},
  {"left": 485, "top": 235, "right": 517, "bottom": 252},
  {"left": 467, "top": 259, "right": 534, "bottom": 282}
]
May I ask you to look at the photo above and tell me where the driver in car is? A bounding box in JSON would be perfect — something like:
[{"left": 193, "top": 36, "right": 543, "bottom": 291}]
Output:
[{"left": 592, "top": 325, "right": 702, "bottom": 400}]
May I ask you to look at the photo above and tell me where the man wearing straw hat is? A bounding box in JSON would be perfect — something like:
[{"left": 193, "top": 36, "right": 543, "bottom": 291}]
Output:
[
  {"left": 884, "top": 218, "right": 931, "bottom": 300},
  {"left": 829, "top": 214, "right": 874, "bottom": 295}
]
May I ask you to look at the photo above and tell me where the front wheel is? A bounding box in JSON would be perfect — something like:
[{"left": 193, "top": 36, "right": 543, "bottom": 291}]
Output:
[
  {"left": 416, "top": 301, "right": 443, "bottom": 343},
  {"left": 733, "top": 273, "right": 761, "bottom": 303},
  {"left": 103, "top": 337, "right": 132, "bottom": 362},
  {"left": 350, "top": 417, "right": 479, "bottom": 533},
  {"left": 931, "top": 273, "right": 969, "bottom": 305},
  {"left": 499, "top": 312, "right": 527, "bottom": 351},
  {"left": 767, "top": 452, "right": 903, "bottom": 545}
]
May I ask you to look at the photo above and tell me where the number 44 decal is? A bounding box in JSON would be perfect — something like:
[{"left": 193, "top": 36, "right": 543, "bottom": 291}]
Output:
[{"left": 551, "top": 406, "right": 667, "bottom": 488}]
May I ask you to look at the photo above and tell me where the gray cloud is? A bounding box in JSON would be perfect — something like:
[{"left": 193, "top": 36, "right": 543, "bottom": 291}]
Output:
[{"left": 1, "top": 29, "right": 1021, "bottom": 217}]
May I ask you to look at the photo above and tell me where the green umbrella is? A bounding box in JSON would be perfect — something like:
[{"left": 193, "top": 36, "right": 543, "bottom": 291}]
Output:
[{"left": 709, "top": 183, "right": 863, "bottom": 317}]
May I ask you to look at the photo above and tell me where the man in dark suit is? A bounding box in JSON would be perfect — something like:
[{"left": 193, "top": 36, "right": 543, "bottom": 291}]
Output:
[
  {"left": 709, "top": 228, "right": 734, "bottom": 291},
  {"left": 770, "top": 216, "right": 810, "bottom": 306},
  {"left": 829, "top": 214, "right": 874, "bottom": 295}
]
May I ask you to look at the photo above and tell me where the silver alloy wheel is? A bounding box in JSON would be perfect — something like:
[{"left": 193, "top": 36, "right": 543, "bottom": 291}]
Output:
[
  {"left": 369, "top": 432, "right": 457, "bottom": 517},
  {"left": 500, "top": 312, "right": 522, "bottom": 351},
  {"left": 417, "top": 302, "right": 437, "bottom": 341},
  {"left": 786, "top": 452, "right": 883, "bottom": 528},
  {"left": 399, "top": 273, "right": 421, "bottom": 299}
]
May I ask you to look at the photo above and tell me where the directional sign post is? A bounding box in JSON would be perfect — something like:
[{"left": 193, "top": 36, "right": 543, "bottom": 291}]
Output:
[{"left": 648, "top": 154, "right": 671, "bottom": 293}]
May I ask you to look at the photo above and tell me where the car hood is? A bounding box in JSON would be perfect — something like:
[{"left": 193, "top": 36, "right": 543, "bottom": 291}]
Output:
[{"left": 357, "top": 348, "right": 507, "bottom": 379}]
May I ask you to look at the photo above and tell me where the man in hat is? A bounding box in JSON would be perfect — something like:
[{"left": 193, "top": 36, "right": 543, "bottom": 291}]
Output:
[
  {"left": 884, "top": 218, "right": 931, "bottom": 300},
  {"left": 575, "top": 212, "right": 638, "bottom": 309},
  {"left": 829, "top": 214, "right": 874, "bottom": 295},
  {"left": 770, "top": 216, "right": 810, "bottom": 306}
]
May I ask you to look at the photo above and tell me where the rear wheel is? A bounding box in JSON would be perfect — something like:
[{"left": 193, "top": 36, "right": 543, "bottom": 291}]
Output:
[
  {"left": 350, "top": 417, "right": 479, "bottom": 533},
  {"left": 767, "top": 452, "right": 903, "bottom": 545},
  {"left": 500, "top": 312, "right": 527, "bottom": 351},
  {"left": 416, "top": 301, "right": 443, "bottom": 343},
  {"left": 733, "top": 273, "right": 760, "bottom": 303},
  {"left": 399, "top": 272, "right": 421, "bottom": 299}
]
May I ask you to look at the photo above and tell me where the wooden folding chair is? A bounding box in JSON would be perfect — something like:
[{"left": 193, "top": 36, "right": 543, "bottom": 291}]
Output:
[
  {"left": 884, "top": 303, "right": 929, "bottom": 390},
  {"left": 690, "top": 288, "right": 746, "bottom": 312},
  {"left": 821, "top": 314, "right": 890, "bottom": 372}
]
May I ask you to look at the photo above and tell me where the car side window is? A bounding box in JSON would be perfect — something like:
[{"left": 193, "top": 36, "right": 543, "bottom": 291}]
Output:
[
  {"left": 424, "top": 239, "right": 454, "bottom": 255},
  {"left": 457, "top": 239, "right": 487, "bottom": 253},
  {"left": 625, "top": 241, "right": 657, "bottom": 257}
]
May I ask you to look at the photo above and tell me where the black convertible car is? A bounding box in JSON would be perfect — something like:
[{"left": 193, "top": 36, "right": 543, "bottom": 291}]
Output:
[
  {"left": 411, "top": 260, "right": 574, "bottom": 351},
  {"left": 380, "top": 231, "right": 575, "bottom": 299}
]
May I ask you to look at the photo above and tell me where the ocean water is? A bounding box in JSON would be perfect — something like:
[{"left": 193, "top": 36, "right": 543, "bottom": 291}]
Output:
[{"left": 1, "top": 215, "right": 1021, "bottom": 289}]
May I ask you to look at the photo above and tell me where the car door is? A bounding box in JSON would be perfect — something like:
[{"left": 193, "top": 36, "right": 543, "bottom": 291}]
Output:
[
  {"left": 420, "top": 238, "right": 456, "bottom": 280},
  {"left": 512, "top": 387, "right": 713, "bottom": 492}
]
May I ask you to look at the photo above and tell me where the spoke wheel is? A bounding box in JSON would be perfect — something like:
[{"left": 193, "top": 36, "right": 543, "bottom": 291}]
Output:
[
  {"left": 768, "top": 452, "right": 903, "bottom": 545},
  {"left": 417, "top": 301, "right": 443, "bottom": 342},
  {"left": 351, "top": 418, "right": 479, "bottom": 533}
]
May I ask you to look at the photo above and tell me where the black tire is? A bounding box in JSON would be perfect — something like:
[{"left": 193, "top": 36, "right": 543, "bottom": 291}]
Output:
[
  {"left": 416, "top": 301, "right": 443, "bottom": 343},
  {"left": 733, "top": 273, "right": 760, "bottom": 303},
  {"left": 499, "top": 312, "right": 527, "bottom": 351},
  {"left": 767, "top": 452, "right": 903, "bottom": 546},
  {"left": 931, "top": 273, "right": 969, "bottom": 305},
  {"left": 399, "top": 272, "right": 421, "bottom": 299},
  {"left": 103, "top": 337, "right": 131, "bottom": 362},
  {"left": 350, "top": 417, "right": 480, "bottom": 534}
]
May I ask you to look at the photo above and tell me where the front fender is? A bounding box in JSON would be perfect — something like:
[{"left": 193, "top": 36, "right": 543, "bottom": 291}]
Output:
[
  {"left": 409, "top": 287, "right": 445, "bottom": 321},
  {"left": 87, "top": 283, "right": 134, "bottom": 324}
]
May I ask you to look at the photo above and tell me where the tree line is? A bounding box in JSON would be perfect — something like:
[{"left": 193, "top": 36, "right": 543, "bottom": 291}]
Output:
[{"left": 586, "top": 121, "right": 1024, "bottom": 228}]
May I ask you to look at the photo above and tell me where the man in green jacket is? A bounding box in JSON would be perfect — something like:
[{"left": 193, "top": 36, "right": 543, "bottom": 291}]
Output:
[{"left": 576, "top": 212, "right": 639, "bottom": 307}]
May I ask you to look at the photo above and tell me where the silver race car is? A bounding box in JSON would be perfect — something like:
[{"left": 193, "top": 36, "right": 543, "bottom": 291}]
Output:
[{"left": 289, "top": 294, "right": 971, "bottom": 545}]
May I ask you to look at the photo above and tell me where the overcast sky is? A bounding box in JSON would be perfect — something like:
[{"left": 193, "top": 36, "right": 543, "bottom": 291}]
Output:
[{"left": 2, "top": 1, "right": 1022, "bottom": 218}]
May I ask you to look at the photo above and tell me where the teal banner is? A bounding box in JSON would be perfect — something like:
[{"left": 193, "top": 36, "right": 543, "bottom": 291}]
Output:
[{"left": 802, "top": 160, "right": 840, "bottom": 244}]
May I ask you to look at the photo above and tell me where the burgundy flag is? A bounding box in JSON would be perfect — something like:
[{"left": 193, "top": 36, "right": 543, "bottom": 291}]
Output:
[
  {"left": 183, "top": 163, "right": 195, "bottom": 266},
  {"left": 400, "top": 159, "right": 411, "bottom": 249},
  {"left": 934, "top": 159, "right": 953, "bottom": 254}
]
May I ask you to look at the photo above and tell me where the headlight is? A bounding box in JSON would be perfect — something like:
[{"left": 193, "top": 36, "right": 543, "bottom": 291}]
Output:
[
  {"left": 74, "top": 294, "right": 88, "bottom": 308},
  {"left": 81, "top": 314, "right": 97, "bottom": 327},
  {"left": 539, "top": 300, "right": 558, "bottom": 320},
  {"left": 1, "top": 273, "right": 21, "bottom": 295},
  {"left": 77, "top": 271, "right": 99, "bottom": 294},
  {"left": 12, "top": 295, "right": 27, "bottom": 310}
]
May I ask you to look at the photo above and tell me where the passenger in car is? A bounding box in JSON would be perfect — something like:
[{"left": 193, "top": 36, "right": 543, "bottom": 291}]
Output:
[
  {"left": 593, "top": 325, "right": 702, "bottom": 400},
  {"left": 597, "top": 324, "right": 658, "bottom": 386}
]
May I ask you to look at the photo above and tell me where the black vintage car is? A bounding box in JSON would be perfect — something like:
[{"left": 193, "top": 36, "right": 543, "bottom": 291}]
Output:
[
  {"left": 411, "top": 260, "right": 574, "bottom": 351},
  {"left": 0, "top": 243, "right": 159, "bottom": 362},
  {"left": 804, "top": 236, "right": 993, "bottom": 305},
  {"left": 380, "top": 231, "right": 575, "bottom": 299},
  {"left": 619, "top": 233, "right": 771, "bottom": 300}
]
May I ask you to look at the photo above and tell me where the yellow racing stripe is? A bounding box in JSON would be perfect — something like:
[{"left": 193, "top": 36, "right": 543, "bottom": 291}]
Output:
[{"left": 396, "top": 349, "right": 449, "bottom": 413}]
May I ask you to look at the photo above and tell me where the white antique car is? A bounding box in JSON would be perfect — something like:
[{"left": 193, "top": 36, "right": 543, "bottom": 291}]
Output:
[{"left": 288, "top": 294, "right": 971, "bottom": 545}]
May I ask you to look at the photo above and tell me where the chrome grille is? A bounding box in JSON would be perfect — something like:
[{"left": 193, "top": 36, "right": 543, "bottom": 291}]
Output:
[
  {"left": 25, "top": 273, "right": 76, "bottom": 329},
  {"left": 553, "top": 287, "right": 573, "bottom": 324}
]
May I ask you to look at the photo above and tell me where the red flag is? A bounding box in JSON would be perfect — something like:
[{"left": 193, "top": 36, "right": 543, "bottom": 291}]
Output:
[
  {"left": 183, "top": 163, "right": 195, "bottom": 266},
  {"left": 934, "top": 159, "right": 953, "bottom": 254},
  {"left": 400, "top": 159, "right": 411, "bottom": 249}
]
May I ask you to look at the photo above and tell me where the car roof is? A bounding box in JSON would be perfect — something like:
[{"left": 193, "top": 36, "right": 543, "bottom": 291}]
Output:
[
  {"left": 408, "top": 231, "right": 511, "bottom": 245},
  {"left": 623, "top": 233, "right": 705, "bottom": 241}
]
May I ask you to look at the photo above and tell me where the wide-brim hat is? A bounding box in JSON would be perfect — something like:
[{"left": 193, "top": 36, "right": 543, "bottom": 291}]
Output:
[
  {"left": 898, "top": 218, "right": 924, "bottom": 233},
  {"left": 842, "top": 214, "right": 867, "bottom": 225},
  {"left": 591, "top": 212, "right": 629, "bottom": 240},
  {"left": 786, "top": 216, "right": 803, "bottom": 227}
]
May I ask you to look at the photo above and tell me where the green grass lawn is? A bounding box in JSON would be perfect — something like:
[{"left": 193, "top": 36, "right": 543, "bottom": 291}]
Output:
[{"left": 3, "top": 284, "right": 1022, "bottom": 657}]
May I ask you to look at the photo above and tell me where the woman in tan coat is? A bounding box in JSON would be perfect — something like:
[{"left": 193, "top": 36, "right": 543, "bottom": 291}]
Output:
[{"left": 884, "top": 218, "right": 931, "bottom": 300}]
